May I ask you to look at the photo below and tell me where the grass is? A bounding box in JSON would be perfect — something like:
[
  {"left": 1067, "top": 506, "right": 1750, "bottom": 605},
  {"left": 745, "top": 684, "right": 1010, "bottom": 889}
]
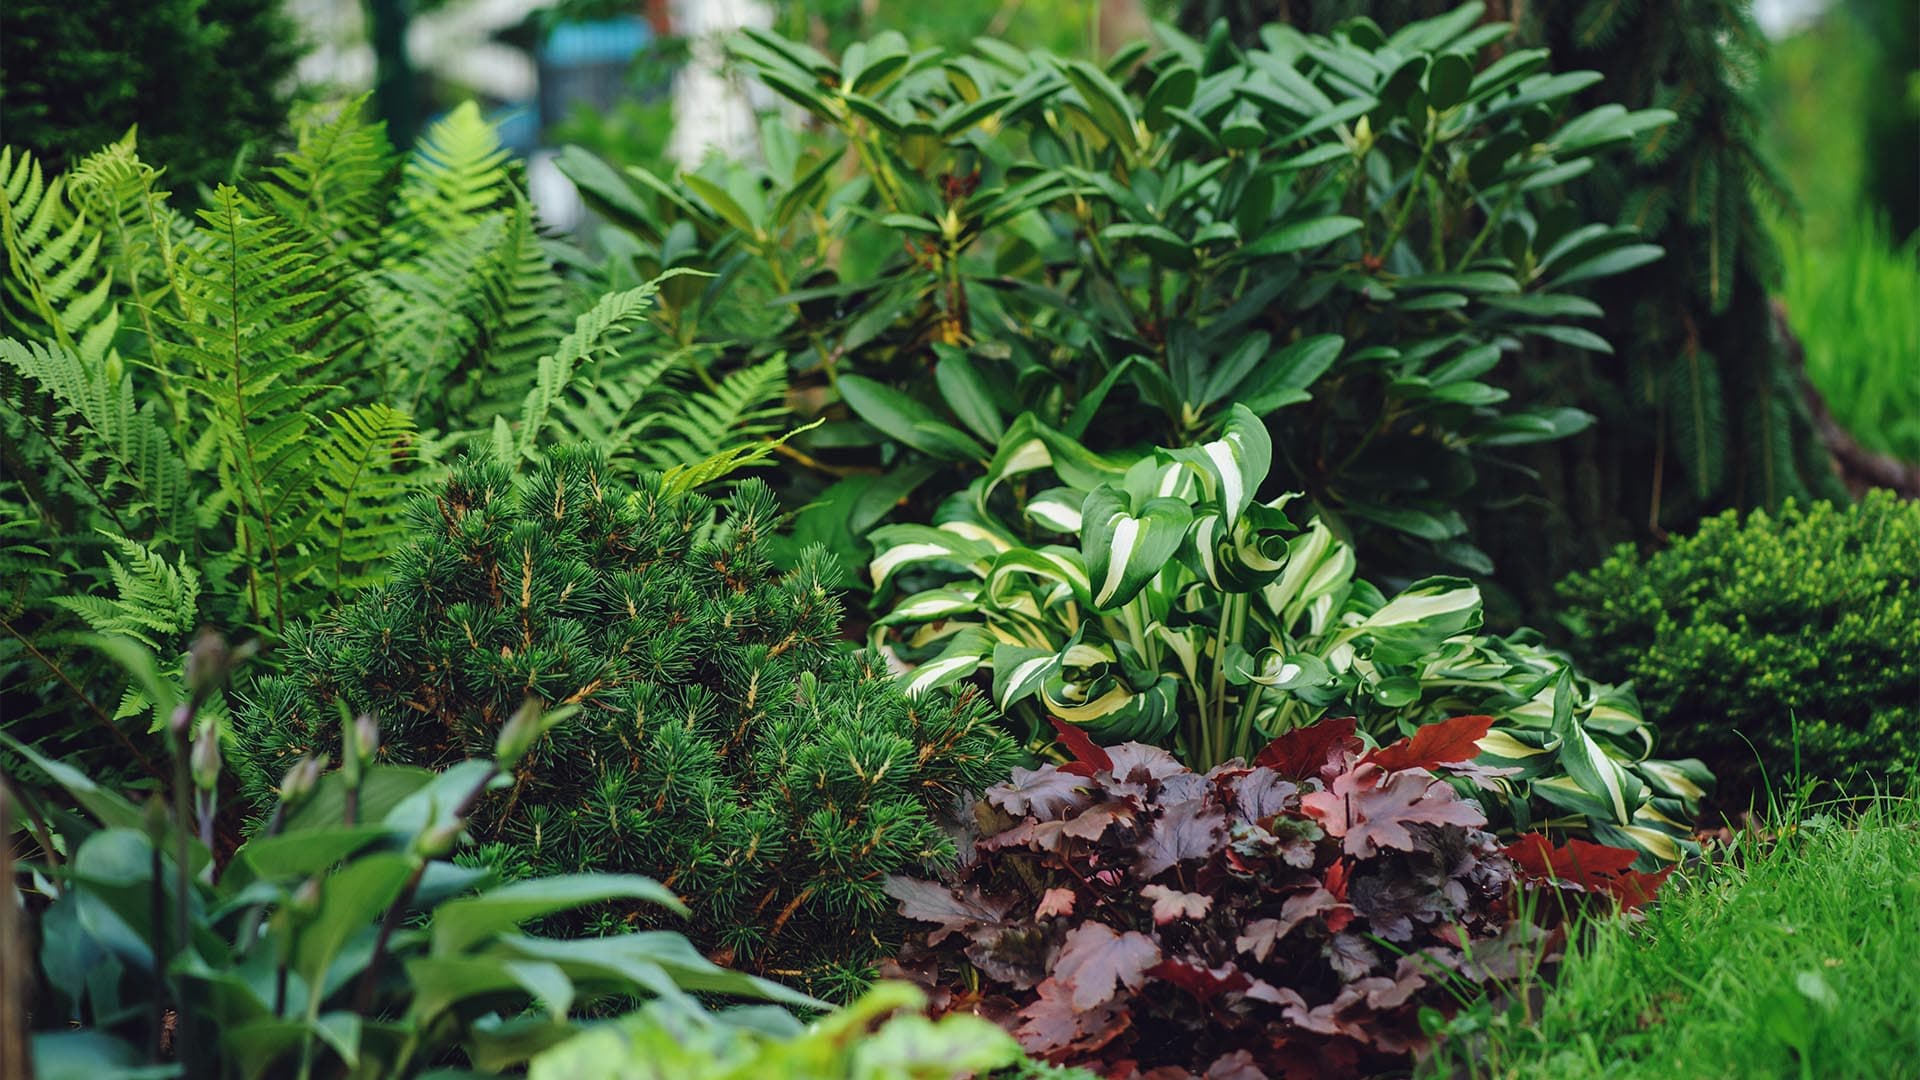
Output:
[
  {"left": 1776, "top": 213, "right": 1920, "bottom": 465},
  {"left": 1425, "top": 791, "right": 1920, "bottom": 1079}
]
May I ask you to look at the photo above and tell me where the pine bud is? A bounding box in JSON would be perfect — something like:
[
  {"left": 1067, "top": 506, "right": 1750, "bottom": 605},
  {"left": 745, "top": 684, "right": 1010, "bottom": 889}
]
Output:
[
  {"left": 191, "top": 725, "right": 221, "bottom": 792},
  {"left": 279, "top": 755, "right": 328, "bottom": 808}
]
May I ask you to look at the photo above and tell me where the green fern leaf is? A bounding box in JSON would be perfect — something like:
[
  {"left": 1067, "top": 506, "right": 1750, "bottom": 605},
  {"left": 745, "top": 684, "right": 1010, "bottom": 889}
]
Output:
[
  {"left": 52, "top": 531, "right": 200, "bottom": 650},
  {"left": 659, "top": 418, "right": 823, "bottom": 495},
  {"left": 640, "top": 353, "right": 790, "bottom": 468}
]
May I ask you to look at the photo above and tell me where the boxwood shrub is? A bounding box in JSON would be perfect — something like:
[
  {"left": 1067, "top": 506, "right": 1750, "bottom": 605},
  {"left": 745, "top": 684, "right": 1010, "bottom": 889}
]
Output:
[{"left": 1558, "top": 490, "right": 1920, "bottom": 790}]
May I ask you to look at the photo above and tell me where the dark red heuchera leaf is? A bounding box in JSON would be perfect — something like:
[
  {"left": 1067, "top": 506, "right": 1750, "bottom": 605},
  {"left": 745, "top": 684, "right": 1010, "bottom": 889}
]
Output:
[
  {"left": 1364, "top": 714, "right": 1494, "bottom": 772},
  {"left": 1049, "top": 716, "right": 1113, "bottom": 775},
  {"left": 888, "top": 731, "right": 1670, "bottom": 1078},
  {"left": 1300, "top": 763, "right": 1487, "bottom": 857},
  {"left": 1253, "top": 716, "right": 1361, "bottom": 780},
  {"left": 1504, "top": 833, "right": 1673, "bottom": 911},
  {"left": 1052, "top": 921, "right": 1161, "bottom": 1010}
]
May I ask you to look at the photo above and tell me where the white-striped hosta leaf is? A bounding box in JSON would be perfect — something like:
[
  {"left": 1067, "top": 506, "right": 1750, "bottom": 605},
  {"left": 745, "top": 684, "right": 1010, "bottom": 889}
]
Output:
[
  {"left": 868, "top": 524, "right": 999, "bottom": 592},
  {"left": 991, "top": 641, "right": 1066, "bottom": 711},
  {"left": 1163, "top": 403, "right": 1271, "bottom": 528},
  {"left": 902, "top": 627, "right": 996, "bottom": 697},
  {"left": 1023, "top": 487, "right": 1084, "bottom": 533},
  {"left": 1080, "top": 486, "right": 1194, "bottom": 608},
  {"left": 878, "top": 588, "right": 980, "bottom": 624}
]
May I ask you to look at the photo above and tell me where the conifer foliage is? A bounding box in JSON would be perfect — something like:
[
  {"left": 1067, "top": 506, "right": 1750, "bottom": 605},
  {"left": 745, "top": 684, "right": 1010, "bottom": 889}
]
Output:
[{"left": 234, "top": 448, "right": 1019, "bottom": 998}]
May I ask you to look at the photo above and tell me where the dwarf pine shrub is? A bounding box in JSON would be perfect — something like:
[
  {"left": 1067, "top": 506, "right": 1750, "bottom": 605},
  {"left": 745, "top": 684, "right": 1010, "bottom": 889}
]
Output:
[{"left": 234, "top": 448, "right": 1018, "bottom": 998}]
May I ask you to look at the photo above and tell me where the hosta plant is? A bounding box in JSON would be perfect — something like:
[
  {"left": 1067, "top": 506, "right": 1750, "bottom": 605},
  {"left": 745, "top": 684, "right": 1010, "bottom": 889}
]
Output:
[
  {"left": 6, "top": 637, "right": 815, "bottom": 1080},
  {"left": 880, "top": 715, "right": 1668, "bottom": 1078},
  {"left": 1559, "top": 491, "right": 1920, "bottom": 792},
  {"left": 871, "top": 405, "right": 1707, "bottom": 863},
  {"left": 233, "top": 448, "right": 1019, "bottom": 999},
  {"left": 561, "top": 4, "right": 1673, "bottom": 579}
]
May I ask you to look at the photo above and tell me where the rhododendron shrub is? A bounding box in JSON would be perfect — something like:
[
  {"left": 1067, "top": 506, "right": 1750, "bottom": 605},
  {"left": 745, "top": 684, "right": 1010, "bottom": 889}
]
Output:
[{"left": 883, "top": 716, "right": 1665, "bottom": 1078}]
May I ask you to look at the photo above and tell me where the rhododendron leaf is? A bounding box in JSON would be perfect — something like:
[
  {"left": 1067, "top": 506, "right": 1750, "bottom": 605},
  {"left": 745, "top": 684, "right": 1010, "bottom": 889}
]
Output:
[
  {"left": 1053, "top": 922, "right": 1161, "bottom": 1010},
  {"left": 1366, "top": 714, "right": 1495, "bottom": 772},
  {"left": 1141, "top": 884, "right": 1213, "bottom": 924},
  {"left": 1049, "top": 716, "right": 1114, "bottom": 775},
  {"left": 1252, "top": 716, "right": 1361, "bottom": 779}
]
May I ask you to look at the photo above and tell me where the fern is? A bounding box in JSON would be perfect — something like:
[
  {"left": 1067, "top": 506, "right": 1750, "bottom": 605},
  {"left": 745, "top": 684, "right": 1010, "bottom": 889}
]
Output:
[
  {"left": 497, "top": 280, "right": 669, "bottom": 467},
  {"left": 550, "top": 349, "right": 680, "bottom": 462},
  {"left": 639, "top": 353, "right": 789, "bottom": 469},
  {"left": 659, "top": 417, "right": 822, "bottom": 495},
  {"left": 295, "top": 403, "right": 417, "bottom": 593},
  {"left": 51, "top": 532, "right": 200, "bottom": 650},
  {"left": 391, "top": 102, "right": 512, "bottom": 255},
  {"left": 0, "top": 338, "right": 192, "bottom": 539},
  {"left": 465, "top": 199, "right": 568, "bottom": 420},
  {"left": 0, "top": 147, "right": 112, "bottom": 355},
  {"left": 163, "top": 185, "right": 336, "bottom": 626}
]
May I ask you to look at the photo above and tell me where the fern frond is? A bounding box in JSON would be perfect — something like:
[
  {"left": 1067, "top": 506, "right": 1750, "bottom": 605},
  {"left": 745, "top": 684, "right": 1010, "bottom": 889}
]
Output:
[
  {"left": 261, "top": 95, "right": 395, "bottom": 264},
  {"left": 52, "top": 531, "right": 200, "bottom": 650},
  {"left": 640, "top": 353, "right": 790, "bottom": 469},
  {"left": 377, "top": 209, "right": 511, "bottom": 415},
  {"left": 467, "top": 199, "right": 568, "bottom": 419},
  {"left": 162, "top": 184, "right": 334, "bottom": 625},
  {"left": 659, "top": 417, "right": 823, "bottom": 495},
  {"left": 289, "top": 402, "right": 418, "bottom": 595},
  {"left": 0, "top": 337, "right": 192, "bottom": 538},
  {"left": 1, "top": 147, "right": 114, "bottom": 356},
  {"left": 551, "top": 349, "right": 680, "bottom": 463},
  {"left": 392, "top": 101, "right": 512, "bottom": 255},
  {"left": 500, "top": 279, "right": 671, "bottom": 466}
]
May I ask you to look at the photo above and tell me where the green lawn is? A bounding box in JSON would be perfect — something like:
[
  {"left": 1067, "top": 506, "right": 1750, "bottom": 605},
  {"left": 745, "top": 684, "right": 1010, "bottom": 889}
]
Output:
[{"left": 1428, "top": 793, "right": 1920, "bottom": 1079}]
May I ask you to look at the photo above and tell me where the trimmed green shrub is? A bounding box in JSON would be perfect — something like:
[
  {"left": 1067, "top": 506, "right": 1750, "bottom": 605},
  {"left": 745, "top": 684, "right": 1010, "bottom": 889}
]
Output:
[
  {"left": 1558, "top": 490, "right": 1920, "bottom": 788},
  {"left": 233, "top": 448, "right": 1019, "bottom": 999}
]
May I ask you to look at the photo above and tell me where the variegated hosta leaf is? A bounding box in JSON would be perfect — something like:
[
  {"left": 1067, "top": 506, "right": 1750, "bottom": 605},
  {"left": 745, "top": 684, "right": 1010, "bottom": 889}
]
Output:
[
  {"left": 1261, "top": 518, "right": 1355, "bottom": 634},
  {"left": 1341, "top": 576, "right": 1484, "bottom": 665},
  {"left": 1080, "top": 486, "right": 1194, "bottom": 608},
  {"left": 901, "top": 626, "right": 997, "bottom": 697},
  {"left": 876, "top": 587, "right": 980, "bottom": 625},
  {"left": 991, "top": 642, "right": 1064, "bottom": 712},
  {"left": 980, "top": 413, "right": 1126, "bottom": 505},
  {"left": 982, "top": 547, "right": 1090, "bottom": 610},
  {"left": 1023, "top": 486, "right": 1084, "bottom": 533},
  {"left": 1040, "top": 667, "right": 1180, "bottom": 743},
  {"left": 1161, "top": 402, "right": 1271, "bottom": 527},
  {"left": 868, "top": 523, "right": 1002, "bottom": 593}
]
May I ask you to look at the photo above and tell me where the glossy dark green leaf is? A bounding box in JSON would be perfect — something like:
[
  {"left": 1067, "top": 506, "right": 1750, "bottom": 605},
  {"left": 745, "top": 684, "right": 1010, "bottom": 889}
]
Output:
[
  {"left": 1426, "top": 53, "right": 1474, "bottom": 111},
  {"left": 1243, "top": 216, "right": 1362, "bottom": 257},
  {"left": 839, "top": 375, "right": 987, "bottom": 462},
  {"left": 934, "top": 348, "right": 1007, "bottom": 443}
]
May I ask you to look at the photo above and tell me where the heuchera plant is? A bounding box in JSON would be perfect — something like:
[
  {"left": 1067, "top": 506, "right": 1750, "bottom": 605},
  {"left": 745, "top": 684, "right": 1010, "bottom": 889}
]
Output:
[{"left": 882, "top": 715, "right": 1666, "bottom": 1079}]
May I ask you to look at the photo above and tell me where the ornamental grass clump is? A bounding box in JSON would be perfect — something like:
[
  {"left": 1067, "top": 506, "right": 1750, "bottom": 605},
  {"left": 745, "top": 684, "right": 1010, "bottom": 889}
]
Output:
[
  {"left": 235, "top": 448, "right": 1018, "bottom": 998},
  {"left": 882, "top": 716, "right": 1667, "bottom": 1078},
  {"left": 1558, "top": 491, "right": 1920, "bottom": 792}
]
